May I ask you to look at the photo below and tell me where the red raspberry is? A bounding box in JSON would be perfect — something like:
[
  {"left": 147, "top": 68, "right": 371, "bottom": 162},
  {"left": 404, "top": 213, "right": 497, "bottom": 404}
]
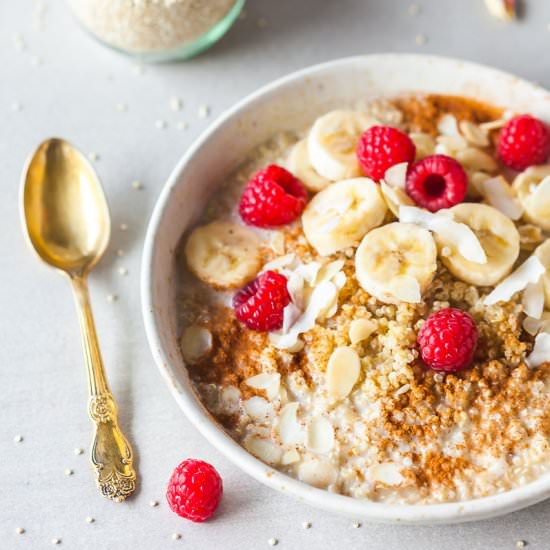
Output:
[
  {"left": 497, "top": 114, "right": 550, "bottom": 171},
  {"left": 233, "top": 270, "right": 290, "bottom": 331},
  {"left": 405, "top": 154, "right": 467, "bottom": 212},
  {"left": 166, "top": 459, "right": 223, "bottom": 523},
  {"left": 356, "top": 125, "right": 416, "bottom": 181},
  {"left": 239, "top": 164, "right": 308, "bottom": 227},
  {"left": 417, "top": 308, "right": 478, "bottom": 373}
]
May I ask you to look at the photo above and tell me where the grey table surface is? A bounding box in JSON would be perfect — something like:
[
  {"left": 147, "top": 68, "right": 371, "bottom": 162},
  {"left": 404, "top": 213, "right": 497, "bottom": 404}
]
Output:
[{"left": 3, "top": 1, "right": 550, "bottom": 549}]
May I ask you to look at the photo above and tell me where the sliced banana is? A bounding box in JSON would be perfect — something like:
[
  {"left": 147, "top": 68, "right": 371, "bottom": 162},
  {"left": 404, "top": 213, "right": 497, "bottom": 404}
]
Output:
[
  {"left": 513, "top": 165, "right": 550, "bottom": 231},
  {"left": 435, "top": 203, "right": 520, "bottom": 287},
  {"left": 355, "top": 222, "right": 437, "bottom": 304},
  {"left": 185, "top": 221, "right": 261, "bottom": 289},
  {"left": 287, "top": 139, "right": 331, "bottom": 192},
  {"left": 302, "top": 178, "right": 387, "bottom": 256},
  {"left": 534, "top": 239, "right": 550, "bottom": 308},
  {"left": 307, "top": 110, "right": 377, "bottom": 181}
]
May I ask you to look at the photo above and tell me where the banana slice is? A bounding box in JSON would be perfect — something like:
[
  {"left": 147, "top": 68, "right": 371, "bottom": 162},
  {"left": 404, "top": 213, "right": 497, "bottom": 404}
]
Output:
[
  {"left": 513, "top": 165, "right": 550, "bottom": 231},
  {"left": 185, "top": 221, "right": 261, "bottom": 289},
  {"left": 301, "top": 178, "right": 387, "bottom": 256},
  {"left": 435, "top": 203, "right": 520, "bottom": 286},
  {"left": 287, "top": 139, "right": 330, "bottom": 192},
  {"left": 534, "top": 239, "right": 550, "bottom": 308},
  {"left": 355, "top": 222, "right": 437, "bottom": 304},
  {"left": 308, "top": 110, "right": 377, "bottom": 181}
]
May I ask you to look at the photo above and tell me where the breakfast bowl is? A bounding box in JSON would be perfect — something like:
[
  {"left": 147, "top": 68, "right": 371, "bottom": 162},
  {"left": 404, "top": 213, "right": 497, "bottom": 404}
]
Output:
[{"left": 142, "top": 54, "right": 550, "bottom": 524}]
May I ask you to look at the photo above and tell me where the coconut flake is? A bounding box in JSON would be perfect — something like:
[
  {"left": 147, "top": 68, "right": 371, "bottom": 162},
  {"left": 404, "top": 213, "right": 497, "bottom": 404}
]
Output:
[
  {"left": 270, "top": 281, "right": 337, "bottom": 350},
  {"left": 305, "top": 416, "right": 335, "bottom": 454},
  {"left": 522, "top": 278, "right": 545, "bottom": 319},
  {"left": 294, "top": 262, "right": 322, "bottom": 286},
  {"left": 399, "top": 205, "right": 487, "bottom": 264},
  {"left": 244, "top": 436, "right": 282, "bottom": 464},
  {"left": 527, "top": 176, "right": 550, "bottom": 215},
  {"left": 484, "top": 256, "right": 546, "bottom": 305},
  {"left": 316, "top": 260, "right": 345, "bottom": 285},
  {"left": 526, "top": 332, "right": 550, "bottom": 368},
  {"left": 480, "top": 176, "right": 523, "bottom": 220},
  {"left": 262, "top": 253, "right": 296, "bottom": 273},
  {"left": 245, "top": 373, "right": 281, "bottom": 400},
  {"left": 383, "top": 162, "right": 408, "bottom": 189},
  {"left": 369, "top": 463, "right": 404, "bottom": 485},
  {"left": 459, "top": 120, "right": 490, "bottom": 147},
  {"left": 277, "top": 402, "right": 303, "bottom": 445},
  {"left": 380, "top": 181, "right": 414, "bottom": 217}
]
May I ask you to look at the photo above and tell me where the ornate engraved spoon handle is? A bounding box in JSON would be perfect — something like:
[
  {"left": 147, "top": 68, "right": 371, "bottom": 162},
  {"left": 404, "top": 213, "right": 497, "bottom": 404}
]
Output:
[{"left": 71, "top": 275, "right": 136, "bottom": 502}]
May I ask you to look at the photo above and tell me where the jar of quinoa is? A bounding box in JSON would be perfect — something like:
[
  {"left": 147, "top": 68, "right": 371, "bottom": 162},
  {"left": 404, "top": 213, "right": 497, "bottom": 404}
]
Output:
[{"left": 67, "top": 0, "right": 245, "bottom": 62}]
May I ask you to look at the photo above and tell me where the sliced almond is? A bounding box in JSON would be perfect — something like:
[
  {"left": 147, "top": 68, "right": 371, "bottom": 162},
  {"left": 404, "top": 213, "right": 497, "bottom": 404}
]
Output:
[
  {"left": 180, "top": 325, "right": 212, "bottom": 364},
  {"left": 220, "top": 386, "right": 241, "bottom": 414},
  {"left": 459, "top": 120, "right": 490, "bottom": 147},
  {"left": 326, "top": 347, "right": 361, "bottom": 399},
  {"left": 437, "top": 113, "right": 460, "bottom": 137},
  {"left": 456, "top": 147, "right": 498, "bottom": 173},
  {"left": 245, "top": 373, "right": 281, "bottom": 400},
  {"left": 277, "top": 402, "right": 303, "bottom": 445},
  {"left": 349, "top": 318, "right": 377, "bottom": 344},
  {"left": 383, "top": 162, "right": 408, "bottom": 189},
  {"left": 244, "top": 436, "right": 282, "bottom": 465},
  {"left": 281, "top": 449, "right": 301, "bottom": 465},
  {"left": 409, "top": 132, "right": 435, "bottom": 159},
  {"left": 243, "top": 396, "right": 272, "bottom": 420},
  {"left": 306, "top": 416, "right": 335, "bottom": 454},
  {"left": 298, "top": 459, "right": 337, "bottom": 489}
]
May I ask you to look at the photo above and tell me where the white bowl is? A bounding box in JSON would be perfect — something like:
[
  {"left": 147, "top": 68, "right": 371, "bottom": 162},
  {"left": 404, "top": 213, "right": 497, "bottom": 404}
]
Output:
[{"left": 142, "top": 54, "right": 550, "bottom": 524}]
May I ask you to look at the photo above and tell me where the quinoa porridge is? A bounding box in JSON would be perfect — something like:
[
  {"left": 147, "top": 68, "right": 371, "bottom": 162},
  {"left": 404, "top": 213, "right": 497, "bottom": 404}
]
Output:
[{"left": 176, "top": 94, "right": 550, "bottom": 504}]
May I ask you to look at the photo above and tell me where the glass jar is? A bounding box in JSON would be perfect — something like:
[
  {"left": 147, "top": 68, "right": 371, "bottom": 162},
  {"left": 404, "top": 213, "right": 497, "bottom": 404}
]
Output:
[{"left": 67, "top": 0, "right": 245, "bottom": 62}]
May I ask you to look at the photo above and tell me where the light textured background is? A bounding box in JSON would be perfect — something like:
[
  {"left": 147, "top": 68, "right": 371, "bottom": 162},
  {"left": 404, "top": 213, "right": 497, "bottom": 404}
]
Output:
[{"left": 3, "top": 1, "right": 550, "bottom": 549}]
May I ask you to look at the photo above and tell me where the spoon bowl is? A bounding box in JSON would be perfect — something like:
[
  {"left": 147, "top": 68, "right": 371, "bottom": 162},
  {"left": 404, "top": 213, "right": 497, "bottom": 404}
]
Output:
[{"left": 22, "top": 138, "right": 110, "bottom": 276}]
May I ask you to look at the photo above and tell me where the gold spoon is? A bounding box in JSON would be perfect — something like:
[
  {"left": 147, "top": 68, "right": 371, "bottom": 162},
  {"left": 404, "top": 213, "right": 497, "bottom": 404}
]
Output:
[{"left": 21, "top": 138, "right": 136, "bottom": 502}]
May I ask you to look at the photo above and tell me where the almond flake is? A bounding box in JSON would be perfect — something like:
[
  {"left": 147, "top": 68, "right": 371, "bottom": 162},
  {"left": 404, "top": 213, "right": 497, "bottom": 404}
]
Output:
[
  {"left": 383, "top": 162, "right": 408, "bottom": 189},
  {"left": 409, "top": 132, "right": 436, "bottom": 159},
  {"left": 456, "top": 148, "right": 498, "bottom": 173},
  {"left": 480, "top": 176, "right": 523, "bottom": 220},
  {"left": 298, "top": 459, "right": 337, "bottom": 489},
  {"left": 277, "top": 403, "right": 303, "bottom": 445},
  {"left": 436, "top": 135, "right": 468, "bottom": 153},
  {"left": 349, "top": 318, "right": 377, "bottom": 344},
  {"left": 526, "top": 332, "right": 550, "bottom": 368},
  {"left": 262, "top": 253, "right": 296, "bottom": 273},
  {"left": 220, "top": 386, "right": 241, "bottom": 414},
  {"left": 484, "top": 256, "right": 546, "bottom": 305},
  {"left": 244, "top": 396, "right": 272, "bottom": 420},
  {"left": 526, "top": 176, "right": 550, "bottom": 218},
  {"left": 437, "top": 114, "right": 461, "bottom": 137},
  {"left": 316, "top": 260, "right": 345, "bottom": 285},
  {"left": 306, "top": 416, "right": 334, "bottom": 454},
  {"left": 281, "top": 449, "right": 300, "bottom": 465},
  {"left": 369, "top": 463, "right": 404, "bottom": 485},
  {"left": 326, "top": 347, "right": 361, "bottom": 399},
  {"left": 399, "top": 206, "right": 487, "bottom": 264},
  {"left": 244, "top": 436, "right": 282, "bottom": 464},
  {"left": 245, "top": 373, "right": 281, "bottom": 400},
  {"left": 522, "top": 278, "right": 545, "bottom": 319},
  {"left": 459, "top": 120, "right": 490, "bottom": 147},
  {"left": 180, "top": 326, "right": 212, "bottom": 364}
]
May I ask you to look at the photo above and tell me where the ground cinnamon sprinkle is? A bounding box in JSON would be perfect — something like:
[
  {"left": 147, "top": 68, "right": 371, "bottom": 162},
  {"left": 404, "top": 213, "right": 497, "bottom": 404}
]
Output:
[{"left": 177, "top": 94, "right": 550, "bottom": 504}]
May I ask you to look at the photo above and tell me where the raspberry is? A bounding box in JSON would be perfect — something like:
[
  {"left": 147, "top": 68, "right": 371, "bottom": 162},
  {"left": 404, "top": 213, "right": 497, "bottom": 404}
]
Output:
[
  {"left": 239, "top": 164, "right": 308, "bottom": 227},
  {"left": 405, "top": 154, "right": 467, "bottom": 212},
  {"left": 233, "top": 270, "right": 290, "bottom": 331},
  {"left": 417, "top": 308, "right": 478, "bottom": 373},
  {"left": 497, "top": 114, "right": 550, "bottom": 171},
  {"left": 356, "top": 125, "right": 416, "bottom": 181},
  {"left": 166, "top": 459, "right": 223, "bottom": 523}
]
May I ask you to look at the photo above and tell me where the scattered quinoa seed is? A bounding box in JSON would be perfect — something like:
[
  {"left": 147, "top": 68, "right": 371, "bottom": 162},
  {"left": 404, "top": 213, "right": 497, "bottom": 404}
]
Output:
[
  {"left": 116, "top": 102, "right": 127, "bottom": 112},
  {"left": 155, "top": 119, "right": 167, "bottom": 129},
  {"left": 52, "top": 538, "right": 61, "bottom": 545},
  {"left": 177, "top": 121, "right": 189, "bottom": 131},
  {"left": 85, "top": 517, "right": 95, "bottom": 524},
  {"left": 516, "top": 541, "right": 527, "bottom": 548},
  {"left": 267, "top": 538, "right": 278, "bottom": 546},
  {"left": 74, "top": 447, "right": 84, "bottom": 455},
  {"left": 64, "top": 468, "right": 74, "bottom": 476},
  {"left": 116, "top": 249, "right": 125, "bottom": 257},
  {"left": 118, "top": 267, "right": 128, "bottom": 276},
  {"left": 15, "top": 527, "right": 25, "bottom": 535},
  {"left": 132, "top": 180, "right": 143, "bottom": 190},
  {"left": 149, "top": 500, "right": 159, "bottom": 507},
  {"left": 198, "top": 105, "right": 210, "bottom": 118},
  {"left": 14, "top": 434, "right": 23, "bottom": 443},
  {"left": 107, "top": 294, "right": 118, "bottom": 303},
  {"left": 170, "top": 97, "right": 182, "bottom": 111},
  {"left": 302, "top": 521, "right": 312, "bottom": 529},
  {"left": 172, "top": 533, "right": 182, "bottom": 540},
  {"left": 88, "top": 152, "right": 99, "bottom": 161},
  {"left": 352, "top": 521, "right": 361, "bottom": 528},
  {"left": 119, "top": 223, "right": 128, "bottom": 231}
]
